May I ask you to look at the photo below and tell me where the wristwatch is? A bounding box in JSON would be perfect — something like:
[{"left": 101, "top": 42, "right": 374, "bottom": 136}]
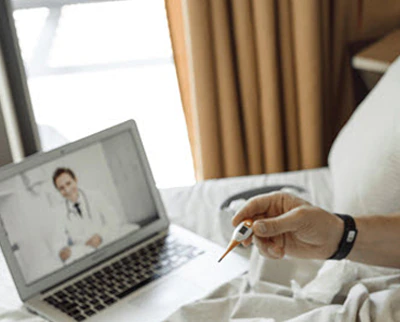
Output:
[{"left": 328, "top": 214, "right": 358, "bottom": 260}]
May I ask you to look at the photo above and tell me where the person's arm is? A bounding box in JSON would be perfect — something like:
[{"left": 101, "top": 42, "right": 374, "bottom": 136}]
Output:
[
  {"left": 232, "top": 192, "right": 400, "bottom": 268},
  {"left": 349, "top": 214, "right": 400, "bottom": 268}
]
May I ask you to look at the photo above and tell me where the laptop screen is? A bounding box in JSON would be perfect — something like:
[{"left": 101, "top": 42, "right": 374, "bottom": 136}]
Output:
[{"left": 0, "top": 130, "right": 159, "bottom": 284}]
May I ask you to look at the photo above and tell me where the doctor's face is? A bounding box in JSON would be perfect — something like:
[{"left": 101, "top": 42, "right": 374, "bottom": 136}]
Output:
[{"left": 55, "top": 173, "right": 79, "bottom": 203}]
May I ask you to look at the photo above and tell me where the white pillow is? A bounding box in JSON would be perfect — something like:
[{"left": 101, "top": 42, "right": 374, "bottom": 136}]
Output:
[{"left": 328, "top": 56, "right": 400, "bottom": 215}]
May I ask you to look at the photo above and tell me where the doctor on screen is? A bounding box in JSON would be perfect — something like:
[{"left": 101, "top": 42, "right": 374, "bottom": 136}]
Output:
[{"left": 53, "top": 167, "right": 124, "bottom": 262}]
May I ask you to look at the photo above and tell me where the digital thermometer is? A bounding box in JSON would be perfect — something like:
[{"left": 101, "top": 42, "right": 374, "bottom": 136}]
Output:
[{"left": 218, "top": 219, "right": 253, "bottom": 262}]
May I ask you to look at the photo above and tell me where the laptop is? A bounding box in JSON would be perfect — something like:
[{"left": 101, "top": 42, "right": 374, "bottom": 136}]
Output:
[{"left": 0, "top": 120, "right": 248, "bottom": 322}]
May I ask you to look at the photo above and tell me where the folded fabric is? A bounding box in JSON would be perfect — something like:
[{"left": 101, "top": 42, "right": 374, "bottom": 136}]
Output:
[
  {"left": 166, "top": 250, "right": 400, "bottom": 322},
  {"left": 291, "top": 260, "right": 358, "bottom": 304}
]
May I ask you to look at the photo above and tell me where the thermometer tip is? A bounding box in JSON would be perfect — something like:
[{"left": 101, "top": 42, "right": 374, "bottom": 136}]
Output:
[{"left": 217, "top": 240, "right": 240, "bottom": 263}]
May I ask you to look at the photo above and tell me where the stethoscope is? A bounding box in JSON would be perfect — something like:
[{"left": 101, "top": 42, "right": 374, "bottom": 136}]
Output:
[
  {"left": 64, "top": 188, "right": 93, "bottom": 247},
  {"left": 65, "top": 188, "right": 93, "bottom": 221}
]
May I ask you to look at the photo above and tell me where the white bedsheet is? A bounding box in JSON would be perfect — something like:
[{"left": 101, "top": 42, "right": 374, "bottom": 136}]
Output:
[
  {"left": 3, "top": 167, "right": 398, "bottom": 321},
  {"left": 166, "top": 256, "right": 400, "bottom": 322},
  {"left": 161, "top": 167, "right": 400, "bottom": 321}
]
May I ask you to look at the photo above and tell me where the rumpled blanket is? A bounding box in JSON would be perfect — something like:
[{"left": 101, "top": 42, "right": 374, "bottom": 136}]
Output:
[{"left": 166, "top": 248, "right": 400, "bottom": 322}]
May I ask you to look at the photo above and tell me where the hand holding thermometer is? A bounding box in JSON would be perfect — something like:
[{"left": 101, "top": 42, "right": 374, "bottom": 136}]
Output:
[{"left": 218, "top": 219, "right": 253, "bottom": 262}]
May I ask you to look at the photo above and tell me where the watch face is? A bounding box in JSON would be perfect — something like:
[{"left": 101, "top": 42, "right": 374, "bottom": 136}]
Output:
[{"left": 346, "top": 230, "right": 356, "bottom": 242}]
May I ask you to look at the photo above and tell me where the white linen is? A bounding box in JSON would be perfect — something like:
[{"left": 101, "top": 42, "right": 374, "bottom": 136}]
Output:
[
  {"left": 328, "top": 56, "right": 400, "bottom": 215},
  {"left": 166, "top": 252, "right": 400, "bottom": 322},
  {"left": 161, "top": 166, "right": 400, "bottom": 321}
]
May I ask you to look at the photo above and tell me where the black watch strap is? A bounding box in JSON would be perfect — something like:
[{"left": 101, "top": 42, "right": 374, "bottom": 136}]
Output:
[{"left": 328, "top": 214, "right": 358, "bottom": 260}]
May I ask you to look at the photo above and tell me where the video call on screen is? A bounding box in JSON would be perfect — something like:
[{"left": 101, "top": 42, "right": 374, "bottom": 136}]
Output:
[{"left": 0, "top": 131, "right": 159, "bottom": 284}]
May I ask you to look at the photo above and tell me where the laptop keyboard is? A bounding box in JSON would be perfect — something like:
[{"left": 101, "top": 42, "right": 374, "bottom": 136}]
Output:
[{"left": 43, "top": 235, "right": 204, "bottom": 321}]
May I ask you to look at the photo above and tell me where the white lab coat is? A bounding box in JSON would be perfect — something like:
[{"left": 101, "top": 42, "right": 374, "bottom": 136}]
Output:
[{"left": 58, "top": 189, "right": 138, "bottom": 263}]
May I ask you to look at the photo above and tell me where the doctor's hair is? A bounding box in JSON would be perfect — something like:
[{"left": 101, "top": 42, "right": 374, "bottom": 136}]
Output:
[{"left": 52, "top": 167, "right": 77, "bottom": 188}]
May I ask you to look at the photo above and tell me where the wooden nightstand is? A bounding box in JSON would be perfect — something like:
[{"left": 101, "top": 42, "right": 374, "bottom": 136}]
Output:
[{"left": 352, "top": 29, "right": 400, "bottom": 90}]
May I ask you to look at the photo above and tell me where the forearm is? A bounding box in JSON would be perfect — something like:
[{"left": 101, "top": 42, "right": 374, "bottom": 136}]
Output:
[{"left": 347, "top": 213, "right": 400, "bottom": 268}]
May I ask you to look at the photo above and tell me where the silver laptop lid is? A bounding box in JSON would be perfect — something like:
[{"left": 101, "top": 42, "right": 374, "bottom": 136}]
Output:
[{"left": 0, "top": 120, "right": 169, "bottom": 301}]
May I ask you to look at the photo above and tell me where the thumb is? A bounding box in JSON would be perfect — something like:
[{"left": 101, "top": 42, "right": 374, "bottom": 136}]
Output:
[{"left": 253, "top": 209, "right": 299, "bottom": 237}]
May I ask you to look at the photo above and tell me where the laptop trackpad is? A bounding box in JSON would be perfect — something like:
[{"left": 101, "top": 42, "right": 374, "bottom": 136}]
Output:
[{"left": 127, "top": 275, "right": 205, "bottom": 321}]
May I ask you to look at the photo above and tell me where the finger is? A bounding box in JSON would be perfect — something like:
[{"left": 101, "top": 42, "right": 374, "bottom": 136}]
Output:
[
  {"left": 232, "top": 192, "right": 283, "bottom": 226},
  {"left": 241, "top": 236, "right": 253, "bottom": 247},
  {"left": 249, "top": 234, "right": 283, "bottom": 250},
  {"left": 271, "top": 234, "right": 285, "bottom": 251},
  {"left": 268, "top": 245, "right": 284, "bottom": 259},
  {"left": 252, "top": 208, "right": 300, "bottom": 238},
  {"left": 254, "top": 237, "right": 284, "bottom": 259},
  {"left": 269, "top": 235, "right": 285, "bottom": 258},
  {"left": 254, "top": 237, "right": 280, "bottom": 259}
]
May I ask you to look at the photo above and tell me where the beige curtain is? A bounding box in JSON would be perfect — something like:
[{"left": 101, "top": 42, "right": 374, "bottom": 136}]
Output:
[{"left": 166, "top": 0, "right": 400, "bottom": 181}]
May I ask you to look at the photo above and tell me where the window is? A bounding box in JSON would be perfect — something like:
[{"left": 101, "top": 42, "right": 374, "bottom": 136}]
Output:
[{"left": 12, "top": 0, "right": 195, "bottom": 188}]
